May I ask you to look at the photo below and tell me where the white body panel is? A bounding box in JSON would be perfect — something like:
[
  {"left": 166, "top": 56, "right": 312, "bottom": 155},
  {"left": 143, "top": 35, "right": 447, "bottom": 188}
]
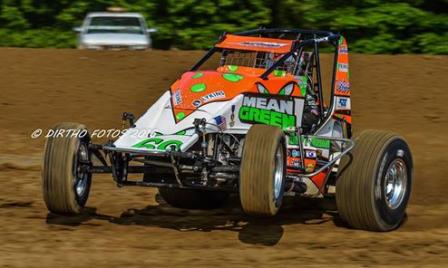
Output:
[{"left": 114, "top": 91, "right": 306, "bottom": 153}]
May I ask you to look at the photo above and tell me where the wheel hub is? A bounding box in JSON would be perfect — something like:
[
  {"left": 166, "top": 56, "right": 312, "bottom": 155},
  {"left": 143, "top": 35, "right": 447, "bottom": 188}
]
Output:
[
  {"left": 75, "top": 143, "right": 90, "bottom": 197},
  {"left": 383, "top": 158, "right": 407, "bottom": 209},
  {"left": 273, "top": 145, "right": 284, "bottom": 200}
]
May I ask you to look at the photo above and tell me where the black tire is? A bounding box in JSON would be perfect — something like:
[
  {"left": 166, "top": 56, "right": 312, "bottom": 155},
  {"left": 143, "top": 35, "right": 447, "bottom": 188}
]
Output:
[
  {"left": 336, "top": 130, "right": 413, "bottom": 231},
  {"left": 239, "top": 124, "right": 286, "bottom": 216},
  {"left": 158, "top": 187, "right": 229, "bottom": 209},
  {"left": 42, "top": 122, "right": 92, "bottom": 214}
]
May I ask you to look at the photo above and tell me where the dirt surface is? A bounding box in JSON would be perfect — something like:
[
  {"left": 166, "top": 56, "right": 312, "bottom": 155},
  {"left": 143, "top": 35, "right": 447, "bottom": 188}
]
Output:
[{"left": 0, "top": 48, "right": 447, "bottom": 267}]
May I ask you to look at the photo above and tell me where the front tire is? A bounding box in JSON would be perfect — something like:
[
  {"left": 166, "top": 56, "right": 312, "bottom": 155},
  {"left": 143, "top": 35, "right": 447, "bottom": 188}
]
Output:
[
  {"left": 239, "top": 125, "right": 286, "bottom": 216},
  {"left": 42, "top": 122, "right": 92, "bottom": 214},
  {"left": 336, "top": 130, "right": 413, "bottom": 231}
]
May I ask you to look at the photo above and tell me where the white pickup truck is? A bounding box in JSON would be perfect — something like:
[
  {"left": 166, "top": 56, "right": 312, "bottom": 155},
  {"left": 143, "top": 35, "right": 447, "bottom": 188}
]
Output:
[{"left": 74, "top": 12, "right": 156, "bottom": 50}]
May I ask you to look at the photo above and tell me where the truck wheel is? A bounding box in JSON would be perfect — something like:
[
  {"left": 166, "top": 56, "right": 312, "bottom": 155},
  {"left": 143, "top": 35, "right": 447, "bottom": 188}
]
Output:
[
  {"left": 336, "top": 130, "right": 413, "bottom": 231},
  {"left": 240, "top": 125, "right": 286, "bottom": 216},
  {"left": 42, "top": 122, "right": 92, "bottom": 214},
  {"left": 158, "top": 188, "right": 229, "bottom": 209}
]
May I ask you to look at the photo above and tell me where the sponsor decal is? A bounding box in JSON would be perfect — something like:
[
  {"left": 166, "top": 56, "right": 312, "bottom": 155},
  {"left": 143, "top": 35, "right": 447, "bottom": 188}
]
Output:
[
  {"left": 287, "top": 158, "right": 300, "bottom": 167},
  {"left": 230, "top": 105, "right": 235, "bottom": 127},
  {"left": 291, "top": 149, "right": 300, "bottom": 158},
  {"left": 304, "top": 137, "right": 331, "bottom": 149},
  {"left": 305, "top": 162, "right": 316, "bottom": 173},
  {"left": 339, "top": 45, "right": 348, "bottom": 54},
  {"left": 305, "top": 150, "right": 317, "bottom": 158},
  {"left": 292, "top": 159, "right": 301, "bottom": 167},
  {"left": 336, "top": 97, "right": 351, "bottom": 110},
  {"left": 214, "top": 115, "right": 227, "bottom": 130},
  {"left": 239, "top": 95, "right": 296, "bottom": 129},
  {"left": 132, "top": 138, "right": 183, "bottom": 151},
  {"left": 192, "top": 99, "right": 202, "bottom": 107},
  {"left": 288, "top": 134, "right": 300, "bottom": 145},
  {"left": 201, "top": 90, "right": 226, "bottom": 102},
  {"left": 239, "top": 41, "right": 287, "bottom": 49},
  {"left": 336, "top": 81, "right": 350, "bottom": 92},
  {"left": 173, "top": 90, "right": 182, "bottom": 105},
  {"left": 338, "top": 63, "right": 349, "bottom": 72}
]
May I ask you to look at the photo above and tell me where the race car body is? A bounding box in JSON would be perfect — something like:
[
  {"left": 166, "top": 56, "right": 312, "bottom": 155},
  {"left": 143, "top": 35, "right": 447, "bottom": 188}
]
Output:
[{"left": 42, "top": 29, "right": 413, "bottom": 232}]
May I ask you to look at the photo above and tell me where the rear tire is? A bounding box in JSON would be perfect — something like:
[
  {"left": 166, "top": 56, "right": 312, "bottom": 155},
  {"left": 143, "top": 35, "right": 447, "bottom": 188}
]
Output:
[
  {"left": 158, "top": 188, "right": 229, "bottom": 209},
  {"left": 42, "top": 122, "right": 92, "bottom": 214},
  {"left": 239, "top": 125, "right": 286, "bottom": 216},
  {"left": 336, "top": 130, "right": 413, "bottom": 231}
]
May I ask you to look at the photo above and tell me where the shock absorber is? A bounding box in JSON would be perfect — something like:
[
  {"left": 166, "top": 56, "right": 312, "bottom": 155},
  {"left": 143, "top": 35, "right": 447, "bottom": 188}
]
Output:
[
  {"left": 194, "top": 118, "right": 209, "bottom": 185},
  {"left": 193, "top": 118, "right": 208, "bottom": 157}
]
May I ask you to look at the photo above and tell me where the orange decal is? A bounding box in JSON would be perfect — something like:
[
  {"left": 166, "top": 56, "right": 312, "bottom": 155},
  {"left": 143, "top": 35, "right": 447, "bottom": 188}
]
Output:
[
  {"left": 216, "top": 34, "right": 293, "bottom": 54},
  {"left": 170, "top": 67, "right": 304, "bottom": 122},
  {"left": 311, "top": 171, "right": 329, "bottom": 191},
  {"left": 334, "top": 37, "right": 350, "bottom": 97}
]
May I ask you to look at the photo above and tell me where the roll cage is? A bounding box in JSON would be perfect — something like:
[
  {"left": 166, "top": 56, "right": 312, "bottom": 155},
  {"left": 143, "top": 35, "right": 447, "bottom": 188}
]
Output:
[
  {"left": 87, "top": 28, "right": 353, "bottom": 197},
  {"left": 190, "top": 29, "right": 342, "bottom": 126}
]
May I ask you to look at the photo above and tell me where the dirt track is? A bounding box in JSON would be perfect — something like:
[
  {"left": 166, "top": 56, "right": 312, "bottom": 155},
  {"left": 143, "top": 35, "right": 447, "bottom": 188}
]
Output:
[{"left": 0, "top": 48, "right": 447, "bottom": 267}]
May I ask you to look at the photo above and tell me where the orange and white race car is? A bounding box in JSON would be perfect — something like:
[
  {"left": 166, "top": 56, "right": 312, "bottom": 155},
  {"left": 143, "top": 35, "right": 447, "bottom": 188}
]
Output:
[{"left": 42, "top": 29, "right": 413, "bottom": 232}]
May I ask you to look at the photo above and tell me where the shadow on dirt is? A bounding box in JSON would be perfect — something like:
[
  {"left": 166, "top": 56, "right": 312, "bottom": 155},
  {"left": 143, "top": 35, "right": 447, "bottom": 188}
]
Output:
[
  {"left": 46, "top": 208, "right": 113, "bottom": 227},
  {"left": 46, "top": 196, "right": 341, "bottom": 246}
]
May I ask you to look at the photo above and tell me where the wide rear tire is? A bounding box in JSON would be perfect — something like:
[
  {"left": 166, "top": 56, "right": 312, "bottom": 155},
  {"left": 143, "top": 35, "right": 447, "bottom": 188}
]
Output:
[
  {"left": 42, "top": 122, "right": 92, "bottom": 214},
  {"left": 336, "top": 130, "right": 413, "bottom": 231},
  {"left": 239, "top": 125, "right": 286, "bottom": 216}
]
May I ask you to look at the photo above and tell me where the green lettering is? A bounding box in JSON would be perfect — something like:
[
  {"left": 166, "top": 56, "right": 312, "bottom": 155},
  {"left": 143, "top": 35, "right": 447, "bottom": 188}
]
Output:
[
  {"left": 239, "top": 106, "right": 297, "bottom": 130},
  {"left": 239, "top": 106, "right": 250, "bottom": 121},
  {"left": 259, "top": 109, "right": 271, "bottom": 125},
  {"left": 250, "top": 106, "right": 260, "bottom": 121},
  {"left": 311, "top": 138, "right": 331, "bottom": 149},
  {"left": 132, "top": 138, "right": 163, "bottom": 149},
  {"left": 158, "top": 140, "right": 183, "bottom": 151},
  {"left": 282, "top": 114, "right": 296, "bottom": 129},
  {"left": 269, "top": 110, "right": 282, "bottom": 127}
]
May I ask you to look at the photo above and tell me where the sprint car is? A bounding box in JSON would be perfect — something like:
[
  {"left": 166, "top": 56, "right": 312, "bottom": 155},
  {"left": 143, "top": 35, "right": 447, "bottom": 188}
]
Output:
[{"left": 42, "top": 29, "right": 413, "bottom": 231}]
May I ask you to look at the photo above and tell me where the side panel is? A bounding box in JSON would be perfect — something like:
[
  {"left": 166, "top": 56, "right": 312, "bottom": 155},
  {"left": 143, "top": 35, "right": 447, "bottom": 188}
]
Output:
[
  {"left": 287, "top": 37, "right": 352, "bottom": 196},
  {"left": 114, "top": 91, "right": 306, "bottom": 153},
  {"left": 333, "top": 36, "right": 352, "bottom": 124}
]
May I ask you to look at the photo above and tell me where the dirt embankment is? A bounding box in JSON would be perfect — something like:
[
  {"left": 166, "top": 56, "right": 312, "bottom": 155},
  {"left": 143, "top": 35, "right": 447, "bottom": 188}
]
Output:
[{"left": 0, "top": 48, "right": 447, "bottom": 267}]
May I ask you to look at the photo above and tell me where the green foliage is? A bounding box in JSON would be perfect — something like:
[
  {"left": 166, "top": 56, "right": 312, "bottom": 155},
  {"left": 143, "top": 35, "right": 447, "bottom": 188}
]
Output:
[
  {"left": 1, "top": 3, "right": 29, "bottom": 29},
  {"left": 272, "top": 0, "right": 447, "bottom": 54},
  {"left": 0, "top": 29, "right": 76, "bottom": 48},
  {"left": 147, "top": 0, "right": 270, "bottom": 49},
  {"left": 0, "top": 0, "right": 446, "bottom": 54}
]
